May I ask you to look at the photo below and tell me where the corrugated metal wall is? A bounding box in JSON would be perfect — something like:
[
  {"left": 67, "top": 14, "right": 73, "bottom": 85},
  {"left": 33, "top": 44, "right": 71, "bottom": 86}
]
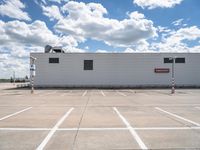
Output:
[{"left": 30, "top": 53, "right": 200, "bottom": 87}]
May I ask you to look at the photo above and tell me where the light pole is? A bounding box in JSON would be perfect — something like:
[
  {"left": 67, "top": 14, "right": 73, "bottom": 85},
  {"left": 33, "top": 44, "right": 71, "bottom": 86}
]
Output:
[
  {"left": 169, "top": 57, "right": 176, "bottom": 94},
  {"left": 30, "top": 56, "right": 37, "bottom": 94},
  {"left": 13, "top": 71, "right": 15, "bottom": 85}
]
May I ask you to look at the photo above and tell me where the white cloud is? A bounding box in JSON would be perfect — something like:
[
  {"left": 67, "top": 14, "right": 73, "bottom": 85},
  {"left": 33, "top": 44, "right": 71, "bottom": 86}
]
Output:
[
  {"left": 151, "top": 26, "right": 200, "bottom": 52},
  {"left": 133, "top": 0, "right": 183, "bottom": 9},
  {"left": 84, "top": 46, "right": 89, "bottom": 50},
  {"left": 172, "top": 19, "right": 184, "bottom": 26},
  {"left": 157, "top": 26, "right": 171, "bottom": 33},
  {"left": 54, "top": 1, "right": 157, "bottom": 47},
  {"left": 0, "top": 20, "right": 58, "bottom": 46},
  {"left": 42, "top": 5, "right": 63, "bottom": 21},
  {"left": 96, "top": 49, "right": 108, "bottom": 53},
  {"left": 0, "top": 0, "right": 31, "bottom": 21},
  {"left": 123, "top": 26, "right": 200, "bottom": 53},
  {"left": 0, "top": 20, "right": 84, "bottom": 78},
  {"left": 34, "top": 0, "right": 69, "bottom": 5}
]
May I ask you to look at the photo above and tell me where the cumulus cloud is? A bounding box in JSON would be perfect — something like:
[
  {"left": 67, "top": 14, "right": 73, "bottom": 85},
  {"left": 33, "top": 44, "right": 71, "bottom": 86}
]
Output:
[
  {"left": 0, "top": 20, "right": 58, "bottom": 46},
  {"left": 0, "top": 19, "right": 84, "bottom": 78},
  {"left": 42, "top": 5, "right": 63, "bottom": 21},
  {"left": 133, "top": 0, "right": 183, "bottom": 9},
  {"left": 54, "top": 1, "right": 157, "bottom": 47},
  {"left": 0, "top": 0, "right": 31, "bottom": 21},
  {"left": 123, "top": 26, "right": 200, "bottom": 53},
  {"left": 151, "top": 26, "right": 200, "bottom": 52}
]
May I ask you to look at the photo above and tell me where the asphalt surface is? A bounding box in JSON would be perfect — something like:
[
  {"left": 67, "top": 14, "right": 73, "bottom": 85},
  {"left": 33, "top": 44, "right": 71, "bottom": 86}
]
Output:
[{"left": 0, "top": 83, "right": 200, "bottom": 150}]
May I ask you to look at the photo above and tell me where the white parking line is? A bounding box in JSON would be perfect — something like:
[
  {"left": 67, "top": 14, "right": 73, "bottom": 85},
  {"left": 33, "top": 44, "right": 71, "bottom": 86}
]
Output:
[
  {"left": 116, "top": 91, "right": 127, "bottom": 97},
  {"left": 1, "top": 126, "right": 200, "bottom": 131},
  {"left": 113, "top": 107, "right": 147, "bottom": 150},
  {"left": 195, "top": 107, "right": 200, "bottom": 110},
  {"left": 60, "top": 91, "right": 72, "bottom": 97},
  {"left": 130, "top": 89, "right": 137, "bottom": 93},
  {"left": 100, "top": 90, "right": 106, "bottom": 96},
  {"left": 36, "top": 107, "right": 74, "bottom": 150},
  {"left": 155, "top": 107, "right": 200, "bottom": 126},
  {"left": 82, "top": 90, "right": 87, "bottom": 97},
  {"left": 39, "top": 91, "right": 57, "bottom": 97},
  {"left": 0, "top": 128, "right": 51, "bottom": 131},
  {"left": 0, "top": 107, "right": 32, "bottom": 121}
]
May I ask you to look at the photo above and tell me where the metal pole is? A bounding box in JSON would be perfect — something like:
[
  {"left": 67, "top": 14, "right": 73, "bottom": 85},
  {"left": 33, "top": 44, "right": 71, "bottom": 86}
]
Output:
[
  {"left": 30, "top": 57, "right": 36, "bottom": 94},
  {"left": 13, "top": 71, "right": 15, "bottom": 85},
  {"left": 171, "top": 58, "right": 175, "bottom": 94},
  {"left": 31, "top": 59, "right": 33, "bottom": 94}
]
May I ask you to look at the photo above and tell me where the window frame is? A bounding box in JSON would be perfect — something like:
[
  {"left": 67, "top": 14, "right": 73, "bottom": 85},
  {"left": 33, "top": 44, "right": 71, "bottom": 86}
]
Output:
[
  {"left": 84, "top": 60, "right": 93, "bottom": 70},
  {"left": 175, "top": 58, "right": 185, "bottom": 63},
  {"left": 49, "top": 58, "right": 59, "bottom": 64},
  {"left": 164, "top": 57, "right": 185, "bottom": 64}
]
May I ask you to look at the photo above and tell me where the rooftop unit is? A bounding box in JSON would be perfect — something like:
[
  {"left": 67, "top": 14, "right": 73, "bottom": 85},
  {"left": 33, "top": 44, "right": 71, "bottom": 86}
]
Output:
[{"left": 44, "top": 45, "right": 65, "bottom": 53}]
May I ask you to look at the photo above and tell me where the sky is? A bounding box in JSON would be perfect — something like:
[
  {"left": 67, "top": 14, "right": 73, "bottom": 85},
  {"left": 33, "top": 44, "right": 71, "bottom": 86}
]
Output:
[{"left": 0, "top": 0, "right": 200, "bottom": 78}]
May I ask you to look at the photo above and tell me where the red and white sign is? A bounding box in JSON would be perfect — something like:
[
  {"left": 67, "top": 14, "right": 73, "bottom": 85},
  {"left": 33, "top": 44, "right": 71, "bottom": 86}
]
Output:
[{"left": 154, "top": 68, "right": 170, "bottom": 73}]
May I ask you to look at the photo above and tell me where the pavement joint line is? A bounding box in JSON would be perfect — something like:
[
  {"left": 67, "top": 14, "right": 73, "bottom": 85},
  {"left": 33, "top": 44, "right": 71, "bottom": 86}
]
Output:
[
  {"left": 0, "top": 107, "right": 32, "bottom": 121},
  {"left": 1, "top": 127, "right": 200, "bottom": 131},
  {"left": 100, "top": 90, "right": 106, "bottom": 96},
  {"left": 72, "top": 95, "right": 90, "bottom": 150},
  {"left": 113, "top": 107, "right": 148, "bottom": 150},
  {"left": 82, "top": 90, "right": 87, "bottom": 97},
  {"left": 116, "top": 91, "right": 127, "bottom": 97},
  {"left": 36, "top": 107, "right": 74, "bottom": 150},
  {"left": 155, "top": 107, "right": 200, "bottom": 127}
]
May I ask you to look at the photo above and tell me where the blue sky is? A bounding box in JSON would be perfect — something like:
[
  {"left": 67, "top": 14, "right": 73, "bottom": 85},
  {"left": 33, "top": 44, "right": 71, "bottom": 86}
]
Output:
[{"left": 0, "top": 0, "right": 200, "bottom": 78}]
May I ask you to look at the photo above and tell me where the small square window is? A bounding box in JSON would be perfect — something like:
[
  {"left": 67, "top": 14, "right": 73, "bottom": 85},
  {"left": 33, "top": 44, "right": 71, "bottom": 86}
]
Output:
[
  {"left": 164, "top": 57, "right": 185, "bottom": 64},
  {"left": 175, "top": 58, "right": 185, "bottom": 63},
  {"left": 49, "top": 58, "right": 59, "bottom": 63},
  {"left": 164, "top": 58, "right": 173, "bottom": 63},
  {"left": 84, "top": 60, "right": 93, "bottom": 70}
]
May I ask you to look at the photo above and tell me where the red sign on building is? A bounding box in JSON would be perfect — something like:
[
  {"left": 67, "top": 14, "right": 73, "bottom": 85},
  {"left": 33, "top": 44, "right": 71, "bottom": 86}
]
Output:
[{"left": 154, "top": 68, "right": 170, "bottom": 73}]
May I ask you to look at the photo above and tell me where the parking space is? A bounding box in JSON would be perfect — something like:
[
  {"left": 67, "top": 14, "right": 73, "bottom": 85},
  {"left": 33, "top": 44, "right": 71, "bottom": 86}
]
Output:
[{"left": 0, "top": 84, "right": 200, "bottom": 149}]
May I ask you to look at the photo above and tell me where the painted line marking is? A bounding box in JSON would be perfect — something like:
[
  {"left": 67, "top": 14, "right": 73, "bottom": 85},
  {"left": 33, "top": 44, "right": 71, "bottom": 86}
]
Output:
[
  {"left": 0, "top": 107, "right": 32, "bottom": 121},
  {"left": 35, "top": 91, "right": 45, "bottom": 95},
  {"left": 0, "top": 92, "right": 23, "bottom": 96},
  {"left": 116, "top": 91, "right": 127, "bottom": 97},
  {"left": 60, "top": 91, "right": 72, "bottom": 97},
  {"left": 155, "top": 107, "right": 200, "bottom": 126},
  {"left": 100, "top": 90, "right": 106, "bottom": 96},
  {"left": 1, "top": 127, "right": 200, "bottom": 131},
  {"left": 129, "top": 90, "right": 135, "bottom": 93},
  {"left": 0, "top": 128, "right": 51, "bottom": 131},
  {"left": 39, "top": 91, "right": 57, "bottom": 97},
  {"left": 113, "top": 107, "right": 147, "bottom": 150},
  {"left": 36, "top": 107, "right": 74, "bottom": 150},
  {"left": 195, "top": 107, "right": 200, "bottom": 110},
  {"left": 82, "top": 90, "right": 87, "bottom": 97}
]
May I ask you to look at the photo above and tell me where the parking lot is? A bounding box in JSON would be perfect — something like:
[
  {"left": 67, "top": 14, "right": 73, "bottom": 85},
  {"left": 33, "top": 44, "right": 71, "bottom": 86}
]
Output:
[{"left": 0, "top": 84, "right": 200, "bottom": 150}]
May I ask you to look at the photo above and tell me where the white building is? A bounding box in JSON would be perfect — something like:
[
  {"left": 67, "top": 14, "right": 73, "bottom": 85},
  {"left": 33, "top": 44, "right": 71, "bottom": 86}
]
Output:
[{"left": 30, "top": 52, "right": 200, "bottom": 88}]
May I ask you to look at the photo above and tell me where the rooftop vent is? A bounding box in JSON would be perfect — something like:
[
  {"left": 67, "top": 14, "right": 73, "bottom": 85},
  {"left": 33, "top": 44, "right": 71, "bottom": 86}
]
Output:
[
  {"left": 52, "top": 47, "right": 65, "bottom": 53},
  {"left": 45, "top": 45, "right": 52, "bottom": 53},
  {"left": 44, "top": 45, "right": 65, "bottom": 53}
]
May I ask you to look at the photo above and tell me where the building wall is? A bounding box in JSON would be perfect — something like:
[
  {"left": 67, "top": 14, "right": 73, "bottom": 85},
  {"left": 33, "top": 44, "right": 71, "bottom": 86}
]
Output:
[{"left": 30, "top": 53, "right": 200, "bottom": 87}]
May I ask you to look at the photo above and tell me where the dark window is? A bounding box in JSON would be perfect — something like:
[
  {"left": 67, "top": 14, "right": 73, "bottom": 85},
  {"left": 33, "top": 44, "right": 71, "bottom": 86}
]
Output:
[
  {"left": 84, "top": 60, "right": 93, "bottom": 70},
  {"left": 164, "top": 57, "right": 185, "bottom": 63},
  {"left": 164, "top": 58, "right": 173, "bottom": 63},
  {"left": 175, "top": 58, "right": 185, "bottom": 63},
  {"left": 49, "top": 58, "right": 59, "bottom": 63}
]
